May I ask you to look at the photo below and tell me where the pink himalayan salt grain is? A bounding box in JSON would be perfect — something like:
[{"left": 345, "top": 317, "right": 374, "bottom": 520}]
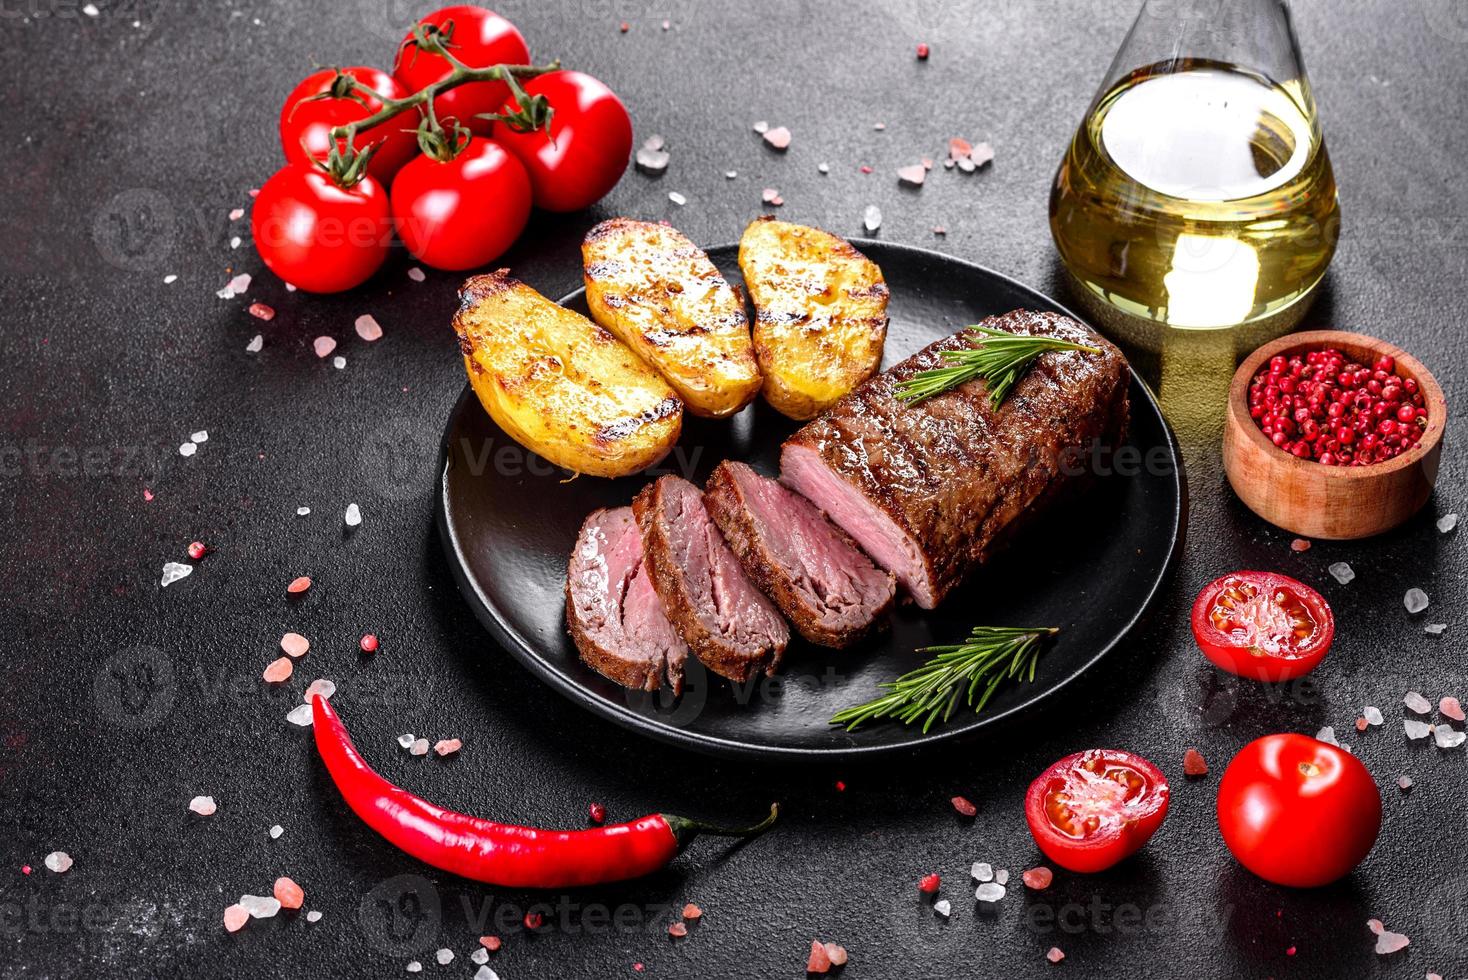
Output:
[
  {"left": 1356, "top": 717, "right": 1369, "bottom": 731},
  {"left": 273, "top": 876, "right": 304, "bottom": 910},
  {"left": 434, "top": 738, "right": 463, "bottom": 757},
  {"left": 823, "top": 944, "right": 847, "bottom": 967},
  {"left": 312, "top": 336, "right": 336, "bottom": 358},
  {"left": 262, "top": 657, "right": 293, "bottom": 683},
  {"left": 224, "top": 904, "right": 249, "bottom": 932},
  {"left": 807, "top": 941, "right": 831, "bottom": 974},
  {"left": 21, "top": 866, "right": 31, "bottom": 875},
  {"left": 187, "top": 541, "right": 207, "bottom": 560},
  {"left": 668, "top": 921, "right": 687, "bottom": 937},
  {"left": 1047, "top": 947, "right": 1065, "bottom": 964},
  {"left": 360, "top": 633, "right": 379, "bottom": 653},
  {"left": 949, "top": 137, "right": 972, "bottom": 161},
  {"left": 248, "top": 302, "right": 275, "bottom": 321},
  {"left": 1367, "top": 919, "right": 1384, "bottom": 934},
  {"left": 762, "top": 126, "right": 791, "bottom": 150},
  {"left": 354, "top": 314, "right": 383, "bottom": 342},
  {"left": 859, "top": 165, "right": 873, "bottom": 174},
  {"left": 229, "top": 208, "right": 245, "bottom": 221},
  {"left": 1375, "top": 930, "right": 1410, "bottom": 954},
  {"left": 682, "top": 903, "right": 702, "bottom": 920},
  {"left": 287, "top": 577, "right": 312, "bottom": 594},
  {"left": 1291, "top": 538, "right": 1311, "bottom": 552},
  {"left": 1441, "top": 696, "right": 1465, "bottom": 721},
  {"left": 1023, "top": 867, "right": 1054, "bottom": 890},
  {"left": 1183, "top": 748, "right": 1208, "bottom": 776},
  {"left": 479, "top": 936, "right": 501, "bottom": 951},
  {"left": 281, "top": 632, "right": 310, "bottom": 657},
  {"left": 951, "top": 796, "right": 977, "bottom": 817}
]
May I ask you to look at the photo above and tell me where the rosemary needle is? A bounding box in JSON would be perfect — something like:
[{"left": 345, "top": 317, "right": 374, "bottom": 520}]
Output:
[
  {"left": 894, "top": 325, "right": 1100, "bottom": 408},
  {"left": 829, "top": 626, "right": 1059, "bottom": 733}
]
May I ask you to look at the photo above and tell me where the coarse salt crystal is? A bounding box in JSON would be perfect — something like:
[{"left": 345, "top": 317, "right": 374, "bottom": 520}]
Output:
[
  {"left": 44, "top": 851, "right": 72, "bottom": 873},
  {"left": 178, "top": 442, "right": 197, "bottom": 457},
  {"left": 304, "top": 679, "right": 336, "bottom": 702},
  {"left": 1434, "top": 726, "right": 1464, "bottom": 749},
  {"left": 975, "top": 882, "right": 1006, "bottom": 904},
  {"left": 752, "top": 120, "right": 769, "bottom": 133},
  {"left": 897, "top": 164, "right": 926, "bottom": 186},
  {"left": 1328, "top": 562, "right": 1354, "bottom": 584},
  {"left": 635, "top": 146, "right": 670, "bottom": 174},
  {"left": 668, "top": 191, "right": 687, "bottom": 206},
  {"left": 305, "top": 909, "right": 322, "bottom": 922},
  {"left": 817, "top": 162, "right": 830, "bottom": 174},
  {"left": 1397, "top": 775, "right": 1412, "bottom": 791},
  {"left": 863, "top": 205, "right": 882, "bottom": 233},
  {"left": 286, "top": 703, "right": 314, "bottom": 727},
  {"left": 246, "top": 334, "right": 263, "bottom": 353},
  {"left": 471, "top": 948, "right": 489, "bottom": 965},
  {"left": 189, "top": 795, "right": 217, "bottom": 816},
  {"left": 296, "top": 506, "right": 310, "bottom": 517},
  {"left": 344, "top": 503, "right": 362, "bottom": 527},
  {"left": 473, "top": 967, "right": 498, "bottom": 980},
  {"left": 281, "top": 632, "right": 310, "bottom": 657},
  {"left": 1375, "top": 929, "right": 1409, "bottom": 955},
  {"left": 217, "top": 273, "right": 251, "bottom": 299},
  {"left": 1316, "top": 726, "right": 1339, "bottom": 746},
  {"left": 434, "top": 738, "right": 462, "bottom": 757},
  {"left": 724, "top": 170, "right": 737, "bottom": 179},
  {"left": 332, "top": 355, "right": 346, "bottom": 370},
  {"left": 1405, "top": 588, "right": 1429, "bottom": 614},
  {"left": 229, "top": 236, "right": 241, "bottom": 249},
  {"left": 1405, "top": 691, "right": 1432, "bottom": 714},
  {"left": 407, "top": 267, "right": 426, "bottom": 282},
  {"left": 161, "top": 562, "right": 193, "bottom": 587},
  {"left": 163, "top": 274, "right": 178, "bottom": 284},
  {"left": 398, "top": 733, "right": 415, "bottom": 749},
  {"left": 969, "top": 142, "right": 995, "bottom": 167},
  {"left": 435, "top": 949, "right": 454, "bottom": 965},
  {"left": 239, "top": 894, "right": 282, "bottom": 919},
  {"left": 270, "top": 824, "right": 284, "bottom": 839},
  {"left": 1364, "top": 706, "right": 1383, "bottom": 725},
  {"left": 972, "top": 861, "right": 993, "bottom": 882},
  {"left": 1404, "top": 718, "right": 1433, "bottom": 740},
  {"left": 995, "top": 869, "right": 1009, "bottom": 885},
  {"left": 313, "top": 336, "right": 337, "bottom": 358},
  {"left": 933, "top": 899, "right": 951, "bottom": 918},
  {"left": 410, "top": 738, "right": 429, "bottom": 756},
  {"left": 824, "top": 944, "right": 847, "bottom": 967},
  {"left": 1438, "top": 513, "right": 1458, "bottom": 533},
  {"left": 406, "top": 962, "right": 422, "bottom": 973},
  {"left": 354, "top": 315, "right": 383, "bottom": 341},
  {"left": 229, "top": 207, "right": 244, "bottom": 221}
]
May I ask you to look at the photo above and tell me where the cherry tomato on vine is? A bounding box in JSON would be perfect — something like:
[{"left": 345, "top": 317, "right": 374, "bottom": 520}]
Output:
[
  {"left": 251, "top": 164, "right": 392, "bottom": 293},
  {"left": 1217, "top": 734, "right": 1380, "bottom": 887},
  {"left": 1024, "top": 749, "right": 1169, "bottom": 873},
  {"left": 1191, "top": 571, "right": 1334, "bottom": 681},
  {"left": 279, "top": 67, "right": 419, "bottom": 183},
  {"left": 390, "top": 137, "right": 531, "bottom": 271},
  {"left": 490, "top": 70, "right": 633, "bottom": 212},
  {"left": 393, "top": 6, "right": 529, "bottom": 135}
]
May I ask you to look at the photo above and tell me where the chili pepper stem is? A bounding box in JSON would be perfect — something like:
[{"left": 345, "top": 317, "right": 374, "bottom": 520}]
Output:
[{"left": 664, "top": 803, "right": 780, "bottom": 847}]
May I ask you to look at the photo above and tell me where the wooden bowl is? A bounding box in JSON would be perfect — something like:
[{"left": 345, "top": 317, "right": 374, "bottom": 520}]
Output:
[{"left": 1223, "top": 330, "right": 1447, "bottom": 540}]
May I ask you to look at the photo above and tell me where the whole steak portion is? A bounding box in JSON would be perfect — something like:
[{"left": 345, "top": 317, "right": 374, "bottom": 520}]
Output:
[
  {"left": 633, "top": 476, "right": 790, "bottom": 682},
  {"left": 780, "top": 310, "right": 1130, "bottom": 609},
  {"left": 705, "top": 461, "right": 894, "bottom": 649}
]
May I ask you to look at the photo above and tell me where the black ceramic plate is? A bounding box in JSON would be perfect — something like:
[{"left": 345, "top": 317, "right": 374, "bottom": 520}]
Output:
[{"left": 436, "top": 241, "right": 1182, "bottom": 760}]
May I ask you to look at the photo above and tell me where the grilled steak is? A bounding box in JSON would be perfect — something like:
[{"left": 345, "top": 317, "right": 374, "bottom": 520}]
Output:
[
  {"left": 781, "top": 310, "right": 1130, "bottom": 609},
  {"left": 566, "top": 507, "right": 688, "bottom": 693},
  {"left": 705, "top": 461, "right": 895, "bottom": 648},
  {"left": 633, "top": 475, "right": 789, "bottom": 682}
]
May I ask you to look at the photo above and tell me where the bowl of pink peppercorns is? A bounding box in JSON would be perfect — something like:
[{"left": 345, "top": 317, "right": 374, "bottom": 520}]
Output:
[{"left": 1224, "top": 330, "right": 1446, "bottom": 540}]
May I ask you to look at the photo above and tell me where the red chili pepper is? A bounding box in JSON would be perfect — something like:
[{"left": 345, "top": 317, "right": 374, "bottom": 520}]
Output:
[{"left": 311, "top": 697, "right": 777, "bottom": 888}]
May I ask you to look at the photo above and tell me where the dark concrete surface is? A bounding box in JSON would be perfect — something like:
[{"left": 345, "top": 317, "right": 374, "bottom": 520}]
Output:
[{"left": 0, "top": 0, "right": 1464, "bottom": 977}]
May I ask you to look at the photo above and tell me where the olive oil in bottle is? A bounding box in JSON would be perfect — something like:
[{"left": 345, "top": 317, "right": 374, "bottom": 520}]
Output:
[{"left": 1050, "top": 59, "right": 1340, "bottom": 349}]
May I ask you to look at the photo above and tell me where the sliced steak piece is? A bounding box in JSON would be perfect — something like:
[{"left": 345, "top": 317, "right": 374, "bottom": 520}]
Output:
[
  {"left": 566, "top": 507, "right": 688, "bottom": 693},
  {"left": 633, "top": 475, "right": 789, "bottom": 682},
  {"left": 781, "top": 309, "right": 1130, "bottom": 609},
  {"left": 705, "top": 461, "right": 895, "bottom": 648}
]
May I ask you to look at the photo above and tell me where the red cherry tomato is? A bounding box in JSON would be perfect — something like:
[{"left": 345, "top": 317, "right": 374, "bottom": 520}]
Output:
[
  {"left": 279, "top": 67, "right": 419, "bottom": 183},
  {"left": 1191, "top": 571, "right": 1334, "bottom": 681},
  {"left": 390, "top": 137, "right": 530, "bottom": 271},
  {"left": 251, "top": 164, "right": 392, "bottom": 294},
  {"left": 1217, "top": 734, "right": 1380, "bottom": 887},
  {"left": 393, "top": 6, "right": 529, "bottom": 136},
  {"left": 1024, "top": 749, "right": 1169, "bottom": 873},
  {"left": 491, "top": 70, "right": 633, "bottom": 212}
]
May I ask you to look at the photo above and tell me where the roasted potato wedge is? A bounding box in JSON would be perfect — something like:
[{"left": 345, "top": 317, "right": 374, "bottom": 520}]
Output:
[
  {"left": 453, "top": 270, "right": 682, "bottom": 478},
  {"left": 738, "top": 217, "right": 889, "bottom": 420},
  {"left": 583, "top": 218, "right": 762, "bottom": 419}
]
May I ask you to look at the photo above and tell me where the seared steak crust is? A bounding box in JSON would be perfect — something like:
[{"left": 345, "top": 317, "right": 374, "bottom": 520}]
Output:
[{"left": 780, "top": 310, "right": 1130, "bottom": 609}]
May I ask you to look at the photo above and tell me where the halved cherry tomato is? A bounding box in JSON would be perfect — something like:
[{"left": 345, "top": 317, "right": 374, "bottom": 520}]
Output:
[
  {"left": 251, "top": 164, "right": 392, "bottom": 293},
  {"left": 279, "top": 67, "right": 419, "bottom": 183},
  {"left": 1024, "top": 749, "right": 1169, "bottom": 873},
  {"left": 491, "top": 70, "right": 632, "bottom": 212},
  {"left": 393, "top": 6, "right": 529, "bottom": 136},
  {"left": 390, "top": 136, "right": 530, "bottom": 271},
  {"left": 1217, "top": 733, "right": 1380, "bottom": 887},
  {"left": 1191, "top": 571, "right": 1334, "bottom": 681}
]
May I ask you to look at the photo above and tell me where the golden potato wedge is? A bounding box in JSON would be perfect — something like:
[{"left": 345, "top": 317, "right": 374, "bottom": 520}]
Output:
[
  {"left": 582, "top": 218, "right": 762, "bottom": 419},
  {"left": 453, "top": 270, "right": 682, "bottom": 478},
  {"left": 738, "top": 217, "right": 890, "bottom": 420}
]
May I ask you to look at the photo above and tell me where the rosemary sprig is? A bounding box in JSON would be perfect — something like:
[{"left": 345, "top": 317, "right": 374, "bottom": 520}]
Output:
[
  {"left": 894, "top": 326, "right": 1100, "bottom": 408},
  {"left": 830, "top": 626, "right": 1058, "bottom": 733}
]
